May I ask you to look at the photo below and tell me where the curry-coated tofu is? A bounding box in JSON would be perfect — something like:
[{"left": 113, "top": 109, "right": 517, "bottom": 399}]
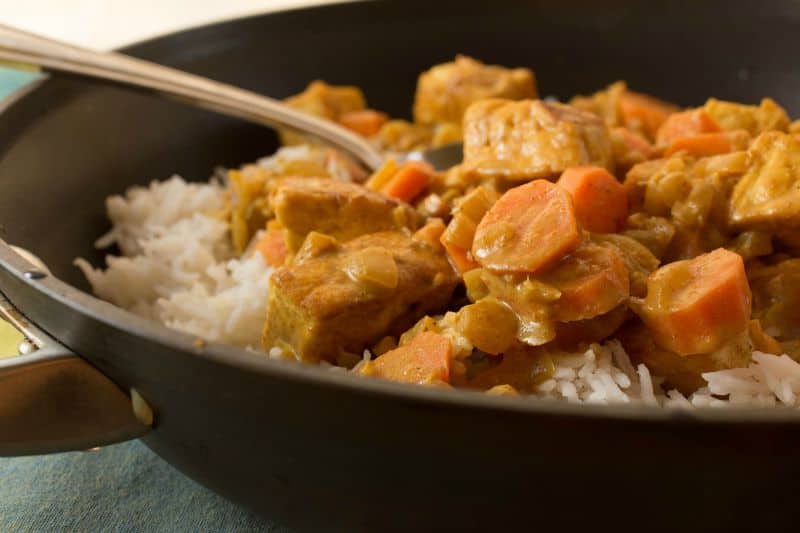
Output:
[
  {"left": 729, "top": 132, "right": 800, "bottom": 230},
  {"left": 413, "top": 55, "right": 537, "bottom": 126},
  {"left": 270, "top": 178, "right": 418, "bottom": 251},
  {"left": 227, "top": 146, "right": 368, "bottom": 254},
  {"left": 703, "top": 97, "right": 790, "bottom": 137},
  {"left": 281, "top": 80, "right": 366, "bottom": 145},
  {"left": 284, "top": 80, "right": 366, "bottom": 120},
  {"left": 462, "top": 99, "right": 614, "bottom": 181},
  {"left": 263, "top": 232, "right": 459, "bottom": 362}
]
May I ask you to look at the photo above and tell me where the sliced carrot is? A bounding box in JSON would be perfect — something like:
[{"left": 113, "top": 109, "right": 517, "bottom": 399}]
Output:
[
  {"left": 614, "top": 127, "right": 656, "bottom": 159},
  {"left": 442, "top": 240, "right": 479, "bottom": 275},
  {"left": 412, "top": 218, "right": 446, "bottom": 250},
  {"left": 632, "top": 248, "right": 751, "bottom": 356},
  {"left": 472, "top": 180, "right": 581, "bottom": 274},
  {"left": 441, "top": 211, "right": 480, "bottom": 274},
  {"left": 338, "top": 109, "right": 389, "bottom": 137},
  {"left": 540, "top": 242, "right": 630, "bottom": 322},
  {"left": 663, "top": 132, "right": 735, "bottom": 157},
  {"left": 619, "top": 90, "right": 679, "bottom": 140},
  {"left": 365, "top": 158, "right": 399, "bottom": 191},
  {"left": 360, "top": 331, "right": 452, "bottom": 385},
  {"left": 655, "top": 109, "right": 720, "bottom": 146},
  {"left": 256, "top": 221, "right": 289, "bottom": 267},
  {"left": 557, "top": 166, "right": 629, "bottom": 233},
  {"left": 380, "top": 161, "right": 435, "bottom": 203}
]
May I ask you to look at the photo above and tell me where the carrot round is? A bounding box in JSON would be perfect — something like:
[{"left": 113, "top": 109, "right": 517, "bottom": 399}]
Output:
[
  {"left": 557, "top": 166, "right": 629, "bottom": 234},
  {"left": 361, "top": 331, "right": 452, "bottom": 385},
  {"left": 619, "top": 90, "right": 678, "bottom": 140},
  {"left": 656, "top": 109, "right": 720, "bottom": 146},
  {"left": 541, "top": 242, "right": 630, "bottom": 322},
  {"left": 256, "top": 222, "right": 289, "bottom": 267},
  {"left": 380, "top": 161, "right": 434, "bottom": 203},
  {"left": 338, "top": 109, "right": 388, "bottom": 137},
  {"left": 632, "top": 248, "right": 751, "bottom": 356},
  {"left": 472, "top": 180, "right": 581, "bottom": 274},
  {"left": 663, "top": 131, "right": 736, "bottom": 157}
]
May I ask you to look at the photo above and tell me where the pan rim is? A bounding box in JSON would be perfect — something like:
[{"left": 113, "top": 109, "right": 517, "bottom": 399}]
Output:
[
  {"left": 6, "top": 238, "right": 800, "bottom": 425},
  {"left": 2, "top": 3, "right": 800, "bottom": 425}
]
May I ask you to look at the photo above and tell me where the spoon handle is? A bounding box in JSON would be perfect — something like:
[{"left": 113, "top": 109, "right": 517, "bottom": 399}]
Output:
[{"left": 0, "top": 24, "right": 384, "bottom": 170}]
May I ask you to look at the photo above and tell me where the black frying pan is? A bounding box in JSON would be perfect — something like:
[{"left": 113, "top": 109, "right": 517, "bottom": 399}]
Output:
[{"left": 1, "top": 1, "right": 800, "bottom": 531}]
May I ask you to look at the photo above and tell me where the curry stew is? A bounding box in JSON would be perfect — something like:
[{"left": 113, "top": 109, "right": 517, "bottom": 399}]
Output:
[{"left": 228, "top": 55, "right": 800, "bottom": 396}]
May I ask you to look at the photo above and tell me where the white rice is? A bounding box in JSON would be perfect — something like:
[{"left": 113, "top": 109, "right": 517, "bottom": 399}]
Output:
[
  {"left": 75, "top": 176, "right": 271, "bottom": 349},
  {"left": 76, "top": 172, "right": 800, "bottom": 408},
  {"left": 534, "top": 342, "right": 800, "bottom": 408}
]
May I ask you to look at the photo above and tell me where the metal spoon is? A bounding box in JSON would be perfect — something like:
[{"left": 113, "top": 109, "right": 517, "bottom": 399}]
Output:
[{"left": 0, "top": 24, "right": 463, "bottom": 171}]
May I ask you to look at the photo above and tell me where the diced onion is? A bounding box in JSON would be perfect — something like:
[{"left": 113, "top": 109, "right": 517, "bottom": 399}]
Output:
[{"left": 343, "top": 246, "right": 399, "bottom": 289}]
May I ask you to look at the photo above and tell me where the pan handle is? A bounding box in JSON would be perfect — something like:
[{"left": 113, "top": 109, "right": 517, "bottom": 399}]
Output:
[{"left": 0, "top": 289, "right": 151, "bottom": 456}]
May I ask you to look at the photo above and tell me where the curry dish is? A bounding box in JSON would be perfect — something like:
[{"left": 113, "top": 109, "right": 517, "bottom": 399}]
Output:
[{"left": 84, "top": 55, "right": 800, "bottom": 403}]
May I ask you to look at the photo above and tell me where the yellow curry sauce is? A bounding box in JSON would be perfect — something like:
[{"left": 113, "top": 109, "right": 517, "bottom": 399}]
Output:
[{"left": 228, "top": 55, "right": 799, "bottom": 396}]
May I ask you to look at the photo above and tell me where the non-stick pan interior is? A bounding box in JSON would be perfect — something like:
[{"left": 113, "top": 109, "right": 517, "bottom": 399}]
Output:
[{"left": 0, "top": 0, "right": 799, "bottom": 291}]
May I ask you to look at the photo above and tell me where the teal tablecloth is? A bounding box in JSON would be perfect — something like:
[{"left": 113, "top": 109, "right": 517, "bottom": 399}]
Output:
[
  {"left": 0, "top": 67, "right": 40, "bottom": 93},
  {"left": 0, "top": 441, "right": 277, "bottom": 532},
  {"left": 0, "top": 67, "right": 279, "bottom": 532}
]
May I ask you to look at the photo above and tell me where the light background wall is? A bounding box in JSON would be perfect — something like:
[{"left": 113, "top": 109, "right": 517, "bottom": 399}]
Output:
[{"left": 0, "top": 0, "right": 351, "bottom": 49}]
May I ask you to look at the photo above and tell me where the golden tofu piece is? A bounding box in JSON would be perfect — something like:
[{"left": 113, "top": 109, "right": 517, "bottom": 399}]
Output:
[
  {"left": 263, "top": 232, "right": 458, "bottom": 362},
  {"left": 227, "top": 146, "right": 368, "bottom": 254},
  {"left": 281, "top": 80, "right": 366, "bottom": 145},
  {"left": 462, "top": 99, "right": 614, "bottom": 181},
  {"left": 270, "top": 178, "right": 418, "bottom": 251},
  {"left": 413, "top": 55, "right": 537, "bottom": 126},
  {"left": 729, "top": 132, "right": 800, "bottom": 230},
  {"left": 703, "top": 97, "right": 790, "bottom": 137},
  {"left": 284, "top": 80, "right": 366, "bottom": 121}
]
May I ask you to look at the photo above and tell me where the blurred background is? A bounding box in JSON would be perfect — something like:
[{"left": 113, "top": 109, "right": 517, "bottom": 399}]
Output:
[{"left": 0, "top": 0, "right": 348, "bottom": 48}]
